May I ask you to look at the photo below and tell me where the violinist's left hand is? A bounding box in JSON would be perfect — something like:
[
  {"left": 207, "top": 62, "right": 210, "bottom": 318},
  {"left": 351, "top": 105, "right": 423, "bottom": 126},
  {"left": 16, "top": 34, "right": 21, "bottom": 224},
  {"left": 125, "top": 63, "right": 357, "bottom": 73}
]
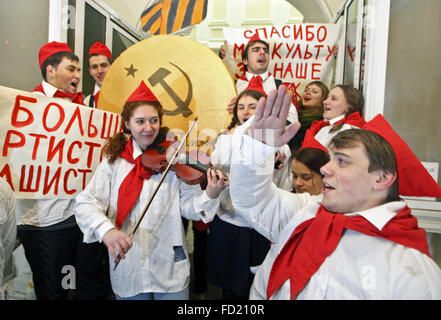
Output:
[{"left": 206, "top": 168, "right": 229, "bottom": 199}]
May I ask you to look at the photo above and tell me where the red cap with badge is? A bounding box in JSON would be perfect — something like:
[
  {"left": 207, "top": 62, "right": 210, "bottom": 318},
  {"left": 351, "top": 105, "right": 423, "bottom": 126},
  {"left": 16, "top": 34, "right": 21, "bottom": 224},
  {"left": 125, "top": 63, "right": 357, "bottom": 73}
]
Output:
[
  {"left": 125, "top": 80, "right": 159, "bottom": 104},
  {"left": 242, "top": 32, "right": 269, "bottom": 61},
  {"left": 38, "top": 41, "right": 72, "bottom": 68},
  {"left": 89, "top": 42, "right": 112, "bottom": 61},
  {"left": 300, "top": 134, "right": 328, "bottom": 153}
]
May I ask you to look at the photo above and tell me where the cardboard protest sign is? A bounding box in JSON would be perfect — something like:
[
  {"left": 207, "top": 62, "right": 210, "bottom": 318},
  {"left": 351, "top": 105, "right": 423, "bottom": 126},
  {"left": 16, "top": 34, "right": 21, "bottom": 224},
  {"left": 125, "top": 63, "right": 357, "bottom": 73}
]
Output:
[
  {"left": 223, "top": 23, "right": 342, "bottom": 101},
  {"left": 0, "top": 86, "right": 121, "bottom": 199}
]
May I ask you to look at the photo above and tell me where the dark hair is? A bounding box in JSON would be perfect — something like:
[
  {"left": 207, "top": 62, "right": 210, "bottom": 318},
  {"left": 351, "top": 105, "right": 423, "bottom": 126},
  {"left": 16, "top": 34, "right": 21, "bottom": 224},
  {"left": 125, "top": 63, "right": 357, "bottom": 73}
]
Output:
[
  {"left": 329, "top": 84, "right": 364, "bottom": 133},
  {"left": 226, "top": 89, "right": 266, "bottom": 131},
  {"left": 41, "top": 51, "right": 79, "bottom": 81},
  {"left": 297, "top": 80, "right": 329, "bottom": 110},
  {"left": 242, "top": 40, "right": 269, "bottom": 72},
  {"left": 336, "top": 84, "right": 364, "bottom": 116},
  {"left": 329, "top": 129, "right": 399, "bottom": 202},
  {"left": 88, "top": 53, "right": 112, "bottom": 68},
  {"left": 292, "top": 148, "right": 330, "bottom": 177},
  {"left": 103, "top": 100, "right": 168, "bottom": 163}
]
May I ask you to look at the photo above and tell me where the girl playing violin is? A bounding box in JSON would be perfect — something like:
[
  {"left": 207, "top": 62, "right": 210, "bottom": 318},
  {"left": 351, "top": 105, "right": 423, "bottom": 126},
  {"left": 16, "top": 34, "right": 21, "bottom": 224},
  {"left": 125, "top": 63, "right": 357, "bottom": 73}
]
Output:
[{"left": 74, "top": 81, "right": 225, "bottom": 300}]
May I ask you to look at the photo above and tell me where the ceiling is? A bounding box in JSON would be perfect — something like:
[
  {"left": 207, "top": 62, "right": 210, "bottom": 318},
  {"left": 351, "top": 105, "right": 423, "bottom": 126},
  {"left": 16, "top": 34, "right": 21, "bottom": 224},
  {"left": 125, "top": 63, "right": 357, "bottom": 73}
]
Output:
[{"left": 100, "top": 0, "right": 346, "bottom": 31}]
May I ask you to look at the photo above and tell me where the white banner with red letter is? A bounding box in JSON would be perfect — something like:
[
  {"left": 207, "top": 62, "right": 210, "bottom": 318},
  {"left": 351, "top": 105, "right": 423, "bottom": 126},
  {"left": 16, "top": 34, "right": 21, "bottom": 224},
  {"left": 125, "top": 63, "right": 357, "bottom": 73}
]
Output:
[
  {"left": 223, "top": 23, "right": 342, "bottom": 101},
  {"left": 0, "top": 85, "right": 121, "bottom": 199}
]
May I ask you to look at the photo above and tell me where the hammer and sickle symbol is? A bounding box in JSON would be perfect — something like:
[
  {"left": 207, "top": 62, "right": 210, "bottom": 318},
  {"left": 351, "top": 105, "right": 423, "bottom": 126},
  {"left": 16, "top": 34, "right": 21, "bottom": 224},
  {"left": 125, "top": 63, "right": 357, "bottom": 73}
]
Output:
[{"left": 148, "top": 62, "right": 193, "bottom": 118}]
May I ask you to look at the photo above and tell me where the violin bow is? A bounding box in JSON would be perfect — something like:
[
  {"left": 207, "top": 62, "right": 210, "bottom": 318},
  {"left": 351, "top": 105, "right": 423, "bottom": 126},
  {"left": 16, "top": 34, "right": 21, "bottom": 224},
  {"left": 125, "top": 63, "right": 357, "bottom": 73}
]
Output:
[{"left": 113, "top": 117, "right": 199, "bottom": 270}]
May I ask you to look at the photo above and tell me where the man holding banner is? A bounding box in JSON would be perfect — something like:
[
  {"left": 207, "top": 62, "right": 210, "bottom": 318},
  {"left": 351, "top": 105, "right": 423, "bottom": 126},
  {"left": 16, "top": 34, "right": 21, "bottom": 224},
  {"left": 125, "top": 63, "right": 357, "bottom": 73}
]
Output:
[{"left": 15, "top": 41, "right": 111, "bottom": 300}]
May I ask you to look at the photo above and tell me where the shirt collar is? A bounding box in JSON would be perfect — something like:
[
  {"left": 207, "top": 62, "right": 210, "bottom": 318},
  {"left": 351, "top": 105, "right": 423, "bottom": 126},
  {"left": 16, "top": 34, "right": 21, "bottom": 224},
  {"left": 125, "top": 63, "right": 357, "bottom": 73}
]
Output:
[
  {"left": 327, "top": 114, "right": 345, "bottom": 125},
  {"left": 246, "top": 71, "right": 269, "bottom": 82},
  {"left": 42, "top": 81, "right": 59, "bottom": 98},
  {"left": 131, "top": 137, "right": 144, "bottom": 159},
  {"left": 344, "top": 201, "right": 406, "bottom": 231},
  {"left": 93, "top": 83, "right": 101, "bottom": 95}
]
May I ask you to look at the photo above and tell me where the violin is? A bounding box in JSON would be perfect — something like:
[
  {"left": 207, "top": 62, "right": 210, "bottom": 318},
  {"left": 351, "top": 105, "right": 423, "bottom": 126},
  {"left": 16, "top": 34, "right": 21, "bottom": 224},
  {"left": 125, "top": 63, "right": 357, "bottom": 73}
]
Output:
[
  {"left": 113, "top": 117, "right": 225, "bottom": 270},
  {"left": 141, "top": 139, "right": 228, "bottom": 185}
]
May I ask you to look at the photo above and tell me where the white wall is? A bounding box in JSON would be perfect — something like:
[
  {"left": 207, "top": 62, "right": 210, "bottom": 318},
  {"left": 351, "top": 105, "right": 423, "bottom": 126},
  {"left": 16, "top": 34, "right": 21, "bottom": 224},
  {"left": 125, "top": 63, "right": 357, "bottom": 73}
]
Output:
[
  {"left": 0, "top": 0, "right": 50, "bottom": 92},
  {"left": 384, "top": 0, "right": 441, "bottom": 183}
]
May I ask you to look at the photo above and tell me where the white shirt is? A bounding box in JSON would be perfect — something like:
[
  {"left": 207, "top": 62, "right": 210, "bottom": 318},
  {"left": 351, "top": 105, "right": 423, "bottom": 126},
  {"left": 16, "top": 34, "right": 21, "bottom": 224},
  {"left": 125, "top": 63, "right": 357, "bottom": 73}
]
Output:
[
  {"left": 236, "top": 71, "right": 298, "bottom": 124},
  {"left": 229, "top": 133, "right": 441, "bottom": 299},
  {"left": 74, "top": 139, "right": 218, "bottom": 298},
  {"left": 83, "top": 83, "right": 100, "bottom": 108},
  {"left": 314, "top": 115, "right": 361, "bottom": 148},
  {"left": 0, "top": 178, "right": 16, "bottom": 300}
]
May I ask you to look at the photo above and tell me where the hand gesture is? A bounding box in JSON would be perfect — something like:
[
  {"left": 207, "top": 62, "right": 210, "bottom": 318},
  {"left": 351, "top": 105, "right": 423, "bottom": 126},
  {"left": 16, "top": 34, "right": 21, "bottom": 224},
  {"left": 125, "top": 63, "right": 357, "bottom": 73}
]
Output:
[
  {"left": 274, "top": 152, "right": 287, "bottom": 170},
  {"left": 250, "top": 85, "right": 301, "bottom": 147},
  {"left": 227, "top": 96, "right": 238, "bottom": 114},
  {"left": 103, "top": 228, "right": 133, "bottom": 262},
  {"left": 205, "top": 168, "right": 229, "bottom": 199}
]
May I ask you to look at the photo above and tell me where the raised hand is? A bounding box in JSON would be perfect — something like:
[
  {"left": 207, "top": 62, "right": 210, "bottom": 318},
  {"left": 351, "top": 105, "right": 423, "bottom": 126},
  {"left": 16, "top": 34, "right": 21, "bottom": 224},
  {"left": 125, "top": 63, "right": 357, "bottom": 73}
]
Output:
[{"left": 250, "top": 85, "right": 301, "bottom": 147}]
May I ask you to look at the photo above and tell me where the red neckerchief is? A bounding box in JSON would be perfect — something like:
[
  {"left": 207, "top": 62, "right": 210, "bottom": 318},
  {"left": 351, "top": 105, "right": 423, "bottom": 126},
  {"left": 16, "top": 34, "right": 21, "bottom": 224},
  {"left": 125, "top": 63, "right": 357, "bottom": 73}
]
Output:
[
  {"left": 93, "top": 90, "right": 100, "bottom": 107},
  {"left": 301, "top": 112, "right": 366, "bottom": 149},
  {"left": 266, "top": 204, "right": 431, "bottom": 300},
  {"left": 33, "top": 83, "right": 84, "bottom": 105},
  {"left": 116, "top": 139, "right": 154, "bottom": 229}
]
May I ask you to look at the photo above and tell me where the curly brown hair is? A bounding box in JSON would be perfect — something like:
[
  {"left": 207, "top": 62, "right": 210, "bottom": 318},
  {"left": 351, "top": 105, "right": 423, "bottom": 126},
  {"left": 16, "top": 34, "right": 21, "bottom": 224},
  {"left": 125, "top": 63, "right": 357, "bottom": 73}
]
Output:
[{"left": 103, "top": 100, "right": 167, "bottom": 163}]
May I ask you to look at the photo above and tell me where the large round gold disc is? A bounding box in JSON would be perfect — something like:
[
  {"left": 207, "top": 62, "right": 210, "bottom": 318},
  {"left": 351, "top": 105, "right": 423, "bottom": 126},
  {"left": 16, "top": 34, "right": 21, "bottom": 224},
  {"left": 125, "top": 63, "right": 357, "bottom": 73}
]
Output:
[{"left": 99, "top": 35, "right": 236, "bottom": 146}]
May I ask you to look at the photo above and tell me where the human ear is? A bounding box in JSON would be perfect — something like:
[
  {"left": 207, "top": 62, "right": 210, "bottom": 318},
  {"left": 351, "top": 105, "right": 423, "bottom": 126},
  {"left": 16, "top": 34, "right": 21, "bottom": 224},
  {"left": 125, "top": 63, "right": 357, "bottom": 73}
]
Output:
[
  {"left": 46, "top": 65, "right": 56, "bottom": 81},
  {"left": 373, "top": 170, "right": 397, "bottom": 192},
  {"left": 123, "top": 121, "right": 131, "bottom": 134}
]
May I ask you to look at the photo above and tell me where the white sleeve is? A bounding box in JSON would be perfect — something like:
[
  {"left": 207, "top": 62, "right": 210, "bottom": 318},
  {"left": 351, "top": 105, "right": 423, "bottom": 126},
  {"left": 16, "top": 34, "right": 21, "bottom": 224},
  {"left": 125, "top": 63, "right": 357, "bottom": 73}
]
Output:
[
  {"left": 74, "top": 160, "right": 115, "bottom": 243},
  {"left": 229, "top": 133, "right": 313, "bottom": 242},
  {"left": 179, "top": 181, "right": 219, "bottom": 223}
]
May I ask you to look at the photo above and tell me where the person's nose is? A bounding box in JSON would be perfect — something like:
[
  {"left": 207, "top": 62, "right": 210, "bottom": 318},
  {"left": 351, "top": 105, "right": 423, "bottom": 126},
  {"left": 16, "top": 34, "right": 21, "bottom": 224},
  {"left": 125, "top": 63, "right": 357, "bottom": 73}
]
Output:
[
  {"left": 320, "top": 161, "right": 332, "bottom": 177},
  {"left": 74, "top": 70, "right": 81, "bottom": 81},
  {"left": 294, "top": 177, "right": 303, "bottom": 187},
  {"left": 143, "top": 121, "right": 154, "bottom": 132}
]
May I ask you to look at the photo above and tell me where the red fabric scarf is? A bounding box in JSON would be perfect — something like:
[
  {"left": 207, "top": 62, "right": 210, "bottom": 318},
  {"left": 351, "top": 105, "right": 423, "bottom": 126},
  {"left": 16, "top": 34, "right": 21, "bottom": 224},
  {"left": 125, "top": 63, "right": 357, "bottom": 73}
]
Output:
[
  {"left": 115, "top": 139, "right": 154, "bottom": 229},
  {"left": 266, "top": 204, "right": 430, "bottom": 300},
  {"left": 301, "top": 112, "right": 366, "bottom": 150},
  {"left": 33, "top": 83, "right": 84, "bottom": 105},
  {"left": 93, "top": 91, "right": 100, "bottom": 107},
  {"left": 308, "top": 111, "right": 365, "bottom": 137}
]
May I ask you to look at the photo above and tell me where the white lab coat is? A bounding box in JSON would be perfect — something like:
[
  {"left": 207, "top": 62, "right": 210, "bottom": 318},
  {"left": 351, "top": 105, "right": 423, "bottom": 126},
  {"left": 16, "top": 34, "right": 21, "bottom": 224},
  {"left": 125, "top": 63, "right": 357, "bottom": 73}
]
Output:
[
  {"left": 74, "top": 138, "right": 218, "bottom": 298},
  {"left": 229, "top": 133, "right": 441, "bottom": 299}
]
